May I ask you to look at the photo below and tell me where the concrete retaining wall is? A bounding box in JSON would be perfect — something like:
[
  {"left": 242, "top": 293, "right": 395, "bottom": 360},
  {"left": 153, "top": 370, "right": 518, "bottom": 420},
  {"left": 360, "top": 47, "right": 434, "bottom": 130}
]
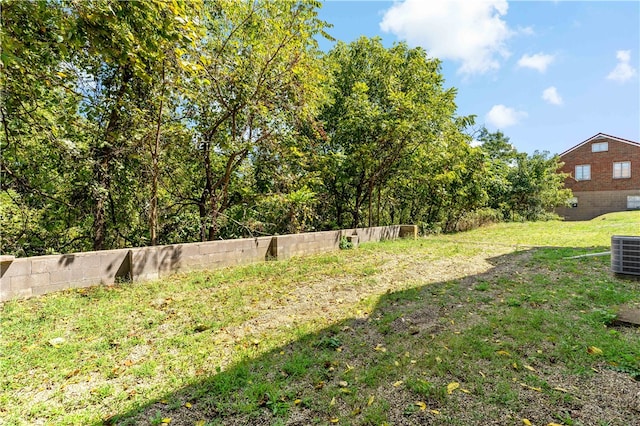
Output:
[{"left": 0, "top": 225, "right": 416, "bottom": 302}]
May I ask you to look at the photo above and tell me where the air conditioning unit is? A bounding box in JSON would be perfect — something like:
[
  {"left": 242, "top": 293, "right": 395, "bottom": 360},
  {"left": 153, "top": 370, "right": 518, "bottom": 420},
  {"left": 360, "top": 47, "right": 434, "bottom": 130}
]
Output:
[{"left": 611, "top": 236, "right": 640, "bottom": 276}]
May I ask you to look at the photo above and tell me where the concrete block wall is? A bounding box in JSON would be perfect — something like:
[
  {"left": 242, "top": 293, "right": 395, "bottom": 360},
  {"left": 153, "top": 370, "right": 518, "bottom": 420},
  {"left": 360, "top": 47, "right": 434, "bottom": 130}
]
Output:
[
  {"left": 272, "top": 230, "right": 345, "bottom": 261},
  {"left": 556, "top": 189, "right": 640, "bottom": 221},
  {"left": 0, "top": 225, "right": 417, "bottom": 302},
  {"left": 0, "top": 249, "right": 131, "bottom": 301}
]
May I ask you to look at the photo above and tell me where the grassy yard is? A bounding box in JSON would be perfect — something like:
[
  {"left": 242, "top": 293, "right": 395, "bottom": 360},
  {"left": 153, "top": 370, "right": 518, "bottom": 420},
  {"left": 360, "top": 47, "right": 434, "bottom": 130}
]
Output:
[{"left": 1, "top": 212, "right": 639, "bottom": 425}]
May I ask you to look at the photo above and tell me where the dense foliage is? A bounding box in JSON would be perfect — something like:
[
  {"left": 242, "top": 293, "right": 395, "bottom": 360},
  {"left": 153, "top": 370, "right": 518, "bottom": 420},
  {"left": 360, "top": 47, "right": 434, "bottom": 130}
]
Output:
[{"left": 0, "top": 0, "right": 571, "bottom": 256}]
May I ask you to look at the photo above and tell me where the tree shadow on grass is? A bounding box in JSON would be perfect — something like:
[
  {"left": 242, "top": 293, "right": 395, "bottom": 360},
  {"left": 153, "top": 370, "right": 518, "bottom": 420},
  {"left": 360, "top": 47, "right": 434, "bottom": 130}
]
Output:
[{"left": 106, "top": 245, "right": 639, "bottom": 426}]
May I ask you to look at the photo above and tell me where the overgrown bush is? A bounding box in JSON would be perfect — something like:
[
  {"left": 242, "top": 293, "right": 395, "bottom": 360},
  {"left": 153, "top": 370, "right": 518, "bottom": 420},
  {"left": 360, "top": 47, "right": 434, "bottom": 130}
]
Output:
[{"left": 454, "top": 208, "right": 503, "bottom": 232}]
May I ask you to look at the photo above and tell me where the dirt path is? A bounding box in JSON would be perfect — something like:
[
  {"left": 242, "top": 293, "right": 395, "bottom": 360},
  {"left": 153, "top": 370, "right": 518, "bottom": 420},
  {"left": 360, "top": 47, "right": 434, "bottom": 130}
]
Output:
[{"left": 212, "top": 245, "right": 515, "bottom": 370}]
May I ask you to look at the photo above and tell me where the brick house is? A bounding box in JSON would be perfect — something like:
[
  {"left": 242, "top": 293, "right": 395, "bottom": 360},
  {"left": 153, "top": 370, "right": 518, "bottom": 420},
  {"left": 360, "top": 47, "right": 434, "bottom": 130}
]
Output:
[{"left": 555, "top": 133, "right": 640, "bottom": 221}]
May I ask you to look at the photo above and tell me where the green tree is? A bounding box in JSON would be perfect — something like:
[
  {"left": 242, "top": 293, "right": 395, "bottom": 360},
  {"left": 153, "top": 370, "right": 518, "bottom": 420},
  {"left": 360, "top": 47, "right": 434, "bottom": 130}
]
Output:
[
  {"left": 506, "top": 151, "right": 572, "bottom": 220},
  {"left": 68, "top": 0, "right": 204, "bottom": 249},
  {"left": 1, "top": 0, "right": 92, "bottom": 254},
  {"left": 477, "top": 128, "right": 571, "bottom": 221},
  {"left": 319, "top": 37, "right": 462, "bottom": 227},
  {"left": 1, "top": 0, "right": 205, "bottom": 253},
  {"left": 389, "top": 118, "right": 487, "bottom": 232},
  {"left": 184, "top": 0, "right": 328, "bottom": 241},
  {"left": 476, "top": 127, "right": 519, "bottom": 217}
]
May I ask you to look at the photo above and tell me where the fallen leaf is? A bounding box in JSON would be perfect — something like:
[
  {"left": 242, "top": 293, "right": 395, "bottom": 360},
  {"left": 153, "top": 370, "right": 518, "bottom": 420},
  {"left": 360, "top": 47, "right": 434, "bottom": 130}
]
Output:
[
  {"left": 553, "top": 387, "right": 569, "bottom": 393},
  {"left": 415, "top": 401, "right": 427, "bottom": 411},
  {"left": 447, "top": 382, "right": 460, "bottom": 394},
  {"left": 392, "top": 380, "right": 403, "bottom": 387},
  {"left": 338, "top": 381, "right": 348, "bottom": 387},
  {"left": 294, "top": 399, "right": 302, "bottom": 405},
  {"left": 367, "top": 395, "right": 375, "bottom": 406},
  {"left": 520, "top": 383, "right": 542, "bottom": 392},
  {"left": 330, "top": 418, "right": 339, "bottom": 423},
  {"left": 195, "top": 421, "right": 205, "bottom": 426},
  {"left": 587, "top": 346, "right": 603, "bottom": 355},
  {"left": 65, "top": 369, "right": 80, "bottom": 379},
  {"left": 524, "top": 365, "right": 536, "bottom": 372},
  {"left": 351, "top": 407, "right": 361, "bottom": 416},
  {"left": 374, "top": 344, "right": 387, "bottom": 353},
  {"left": 185, "top": 402, "right": 192, "bottom": 408},
  {"left": 479, "top": 371, "right": 486, "bottom": 378},
  {"left": 496, "top": 350, "right": 510, "bottom": 356},
  {"left": 49, "top": 337, "right": 66, "bottom": 347},
  {"left": 430, "top": 409, "right": 440, "bottom": 414},
  {"left": 340, "top": 388, "right": 351, "bottom": 394},
  {"left": 194, "top": 324, "right": 210, "bottom": 332},
  {"left": 330, "top": 397, "right": 336, "bottom": 406},
  {"left": 522, "top": 419, "right": 532, "bottom": 425},
  {"left": 161, "top": 419, "right": 171, "bottom": 424},
  {"left": 513, "top": 362, "right": 519, "bottom": 369},
  {"left": 435, "top": 356, "right": 442, "bottom": 363},
  {"left": 461, "top": 388, "right": 470, "bottom": 394},
  {"left": 547, "top": 423, "right": 563, "bottom": 426}
]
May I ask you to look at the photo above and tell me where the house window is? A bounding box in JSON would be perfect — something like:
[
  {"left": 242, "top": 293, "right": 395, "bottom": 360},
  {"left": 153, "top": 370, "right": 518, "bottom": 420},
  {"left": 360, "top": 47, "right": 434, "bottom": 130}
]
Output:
[
  {"left": 575, "top": 164, "right": 591, "bottom": 181},
  {"left": 613, "top": 161, "right": 631, "bottom": 179},
  {"left": 592, "top": 142, "right": 608, "bottom": 152},
  {"left": 568, "top": 197, "right": 578, "bottom": 208},
  {"left": 628, "top": 196, "right": 640, "bottom": 209}
]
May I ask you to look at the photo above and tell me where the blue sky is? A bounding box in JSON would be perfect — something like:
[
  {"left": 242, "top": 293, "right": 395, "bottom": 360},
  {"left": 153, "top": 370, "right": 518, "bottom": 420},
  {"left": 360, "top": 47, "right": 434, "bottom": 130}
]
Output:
[{"left": 317, "top": 0, "right": 640, "bottom": 155}]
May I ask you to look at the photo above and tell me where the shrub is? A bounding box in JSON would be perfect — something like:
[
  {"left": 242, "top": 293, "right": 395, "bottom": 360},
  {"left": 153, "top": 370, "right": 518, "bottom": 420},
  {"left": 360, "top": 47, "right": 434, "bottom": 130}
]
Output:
[{"left": 454, "top": 208, "right": 503, "bottom": 232}]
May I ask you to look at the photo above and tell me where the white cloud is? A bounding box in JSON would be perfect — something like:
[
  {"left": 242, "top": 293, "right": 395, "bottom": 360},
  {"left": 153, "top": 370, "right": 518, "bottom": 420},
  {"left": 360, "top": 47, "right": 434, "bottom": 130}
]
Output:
[
  {"left": 485, "top": 104, "right": 527, "bottom": 128},
  {"left": 617, "top": 50, "right": 631, "bottom": 62},
  {"left": 542, "top": 86, "right": 563, "bottom": 105},
  {"left": 518, "top": 26, "right": 535, "bottom": 36},
  {"left": 380, "top": 0, "right": 512, "bottom": 75},
  {"left": 606, "top": 50, "right": 637, "bottom": 83},
  {"left": 517, "top": 53, "right": 555, "bottom": 73}
]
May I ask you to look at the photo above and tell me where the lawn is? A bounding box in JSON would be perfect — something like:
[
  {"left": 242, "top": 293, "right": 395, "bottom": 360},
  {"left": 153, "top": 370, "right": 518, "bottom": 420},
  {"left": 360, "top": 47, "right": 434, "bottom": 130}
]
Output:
[{"left": 1, "top": 212, "right": 639, "bottom": 425}]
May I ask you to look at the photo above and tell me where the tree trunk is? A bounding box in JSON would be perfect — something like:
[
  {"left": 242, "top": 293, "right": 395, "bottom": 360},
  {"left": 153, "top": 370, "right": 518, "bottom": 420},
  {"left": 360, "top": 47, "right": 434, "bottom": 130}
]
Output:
[
  {"left": 149, "top": 62, "right": 165, "bottom": 246},
  {"left": 93, "top": 158, "right": 109, "bottom": 251},
  {"left": 208, "top": 193, "right": 218, "bottom": 241},
  {"left": 367, "top": 180, "right": 373, "bottom": 228},
  {"left": 201, "top": 140, "right": 214, "bottom": 242},
  {"left": 198, "top": 195, "right": 207, "bottom": 242},
  {"left": 377, "top": 185, "right": 381, "bottom": 226},
  {"left": 353, "top": 192, "right": 362, "bottom": 228},
  {"left": 92, "top": 64, "right": 132, "bottom": 251}
]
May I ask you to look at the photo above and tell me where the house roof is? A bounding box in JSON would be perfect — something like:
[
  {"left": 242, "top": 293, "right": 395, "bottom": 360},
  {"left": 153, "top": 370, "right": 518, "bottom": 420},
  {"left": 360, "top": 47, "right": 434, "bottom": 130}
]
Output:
[{"left": 559, "top": 133, "right": 640, "bottom": 157}]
